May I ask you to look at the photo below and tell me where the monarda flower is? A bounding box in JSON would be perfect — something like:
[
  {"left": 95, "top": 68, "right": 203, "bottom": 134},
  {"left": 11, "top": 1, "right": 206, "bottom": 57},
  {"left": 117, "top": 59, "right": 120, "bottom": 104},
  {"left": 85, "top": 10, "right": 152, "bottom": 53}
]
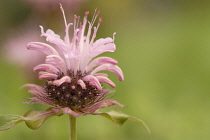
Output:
[
  {"left": 0, "top": 6, "right": 150, "bottom": 136},
  {"left": 24, "top": 7, "right": 124, "bottom": 117}
]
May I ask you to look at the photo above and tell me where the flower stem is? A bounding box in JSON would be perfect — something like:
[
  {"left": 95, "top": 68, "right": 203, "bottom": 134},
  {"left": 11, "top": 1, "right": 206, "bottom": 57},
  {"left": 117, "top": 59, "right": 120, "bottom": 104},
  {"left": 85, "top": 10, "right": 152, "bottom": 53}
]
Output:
[{"left": 69, "top": 115, "right": 77, "bottom": 140}]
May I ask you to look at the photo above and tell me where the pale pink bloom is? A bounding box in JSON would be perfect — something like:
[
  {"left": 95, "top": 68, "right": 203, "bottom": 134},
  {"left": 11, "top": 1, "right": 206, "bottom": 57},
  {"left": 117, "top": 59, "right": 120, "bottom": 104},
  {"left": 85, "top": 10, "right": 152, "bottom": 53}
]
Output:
[{"left": 24, "top": 6, "right": 124, "bottom": 117}]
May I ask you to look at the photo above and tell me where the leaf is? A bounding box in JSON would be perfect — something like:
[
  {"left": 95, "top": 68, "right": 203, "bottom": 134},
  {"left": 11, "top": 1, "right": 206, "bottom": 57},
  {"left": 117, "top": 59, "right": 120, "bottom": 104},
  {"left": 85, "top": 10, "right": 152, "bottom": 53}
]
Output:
[
  {"left": 0, "top": 115, "right": 23, "bottom": 131},
  {"left": 23, "top": 109, "right": 56, "bottom": 130},
  {"left": 93, "top": 109, "right": 151, "bottom": 134},
  {"left": 0, "top": 108, "right": 63, "bottom": 131}
]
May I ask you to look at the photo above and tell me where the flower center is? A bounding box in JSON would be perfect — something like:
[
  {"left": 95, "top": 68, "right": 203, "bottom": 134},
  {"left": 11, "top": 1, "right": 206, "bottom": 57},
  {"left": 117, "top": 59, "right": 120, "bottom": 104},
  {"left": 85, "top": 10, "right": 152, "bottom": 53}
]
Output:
[{"left": 45, "top": 71, "right": 101, "bottom": 112}]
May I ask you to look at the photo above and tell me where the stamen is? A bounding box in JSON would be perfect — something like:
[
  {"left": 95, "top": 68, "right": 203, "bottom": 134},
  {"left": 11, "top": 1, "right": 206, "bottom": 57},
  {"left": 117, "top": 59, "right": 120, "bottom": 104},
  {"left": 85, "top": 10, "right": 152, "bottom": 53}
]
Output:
[
  {"left": 74, "top": 15, "right": 77, "bottom": 31},
  {"left": 85, "top": 11, "right": 89, "bottom": 16},
  {"left": 89, "top": 16, "right": 102, "bottom": 46},
  {"left": 90, "top": 26, "right": 99, "bottom": 46},
  {"left": 91, "top": 9, "right": 100, "bottom": 26},
  {"left": 113, "top": 32, "right": 116, "bottom": 41},
  {"left": 91, "top": 9, "right": 97, "bottom": 25},
  {"left": 59, "top": 4, "right": 68, "bottom": 28},
  {"left": 76, "top": 16, "right": 80, "bottom": 30},
  {"left": 99, "top": 17, "right": 103, "bottom": 23}
]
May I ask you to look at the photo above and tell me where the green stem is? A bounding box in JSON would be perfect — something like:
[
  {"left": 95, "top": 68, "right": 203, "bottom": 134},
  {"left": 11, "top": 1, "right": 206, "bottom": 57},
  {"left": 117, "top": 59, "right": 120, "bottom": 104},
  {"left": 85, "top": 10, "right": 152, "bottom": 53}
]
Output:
[{"left": 69, "top": 115, "right": 77, "bottom": 140}]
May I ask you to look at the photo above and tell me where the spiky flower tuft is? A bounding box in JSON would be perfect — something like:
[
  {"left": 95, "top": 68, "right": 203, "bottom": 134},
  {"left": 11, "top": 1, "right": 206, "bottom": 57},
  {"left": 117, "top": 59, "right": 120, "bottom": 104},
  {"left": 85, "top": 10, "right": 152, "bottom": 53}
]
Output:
[{"left": 24, "top": 6, "right": 124, "bottom": 117}]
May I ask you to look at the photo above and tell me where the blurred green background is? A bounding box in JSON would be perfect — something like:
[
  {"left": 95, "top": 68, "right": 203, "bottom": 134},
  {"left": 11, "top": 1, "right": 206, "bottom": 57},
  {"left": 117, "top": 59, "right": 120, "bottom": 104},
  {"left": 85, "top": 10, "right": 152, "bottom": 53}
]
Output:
[{"left": 1, "top": 0, "right": 210, "bottom": 140}]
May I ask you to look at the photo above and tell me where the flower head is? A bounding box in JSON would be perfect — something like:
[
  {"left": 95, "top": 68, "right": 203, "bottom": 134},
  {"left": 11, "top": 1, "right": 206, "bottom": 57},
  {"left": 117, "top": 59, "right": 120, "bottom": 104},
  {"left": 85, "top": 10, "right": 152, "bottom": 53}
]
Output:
[{"left": 24, "top": 6, "right": 124, "bottom": 117}]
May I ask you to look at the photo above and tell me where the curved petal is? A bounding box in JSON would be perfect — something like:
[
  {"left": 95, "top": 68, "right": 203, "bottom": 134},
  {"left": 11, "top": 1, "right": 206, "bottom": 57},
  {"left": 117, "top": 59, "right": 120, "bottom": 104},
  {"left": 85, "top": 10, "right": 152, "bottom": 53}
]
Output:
[
  {"left": 23, "top": 84, "right": 45, "bottom": 97},
  {"left": 94, "top": 73, "right": 108, "bottom": 77},
  {"left": 40, "top": 26, "right": 69, "bottom": 52},
  {"left": 91, "top": 64, "right": 124, "bottom": 81},
  {"left": 53, "top": 76, "right": 71, "bottom": 86},
  {"left": 25, "top": 97, "right": 56, "bottom": 107},
  {"left": 103, "top": 89, "right": 113, "bottom": 94},
  {"left": 45, "top": 55, "right": 67, "bottom": 73},
  {"left": 23, "top": 85, "right": 56, "bottom": 107},
  {"left": 85, "top": 99, "right": 125, "bottom": 114},
  {"left": 82, "top": 75, "right": 102, "bottom": 90},
  {"left": 96, "top": 76, "right": 116, "bottom": 88},
  {"left": 27, "top": 42, "right": 59, "bottom": 55},
  {"left": 90, "top": 43, "right": 116, "bottom": 58},
  {"left": 33, "top": 64, "right": 60, "bottom": 73},
  {"left": 86, "top": 57, "right": 118, "bottom": 72},
  {"left": 77, "top": 79, "right": 86, "bottom": 89},
  {"left": 95, "top": 89, "right": 113, "bottom": 102},
  {"left": 62, "top": 107, "right": 83, "bottom": 117},
  {"left": 93, "top": 37, "right": 113, "bottom": 48},
  {"left": 38, "top": 71, "right": 58, "bottom": 80}
]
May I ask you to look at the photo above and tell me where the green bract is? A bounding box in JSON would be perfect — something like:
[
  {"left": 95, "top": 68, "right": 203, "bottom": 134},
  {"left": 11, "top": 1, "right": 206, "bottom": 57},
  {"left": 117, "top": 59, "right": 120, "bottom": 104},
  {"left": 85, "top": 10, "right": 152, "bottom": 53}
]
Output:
[
  {"left": 0, "top": 108, "right": 150, "bottom": 134},
  {"left": 0, "top": 108, "right": 61, "bottom": 131}
]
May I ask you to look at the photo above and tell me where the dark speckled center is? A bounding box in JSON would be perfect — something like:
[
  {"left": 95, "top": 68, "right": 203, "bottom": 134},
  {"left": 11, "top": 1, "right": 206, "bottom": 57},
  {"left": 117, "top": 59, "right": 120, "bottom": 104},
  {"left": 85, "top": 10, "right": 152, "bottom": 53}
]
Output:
[{"left": 45, "top": 71, "right": 101, "bottom": 111}]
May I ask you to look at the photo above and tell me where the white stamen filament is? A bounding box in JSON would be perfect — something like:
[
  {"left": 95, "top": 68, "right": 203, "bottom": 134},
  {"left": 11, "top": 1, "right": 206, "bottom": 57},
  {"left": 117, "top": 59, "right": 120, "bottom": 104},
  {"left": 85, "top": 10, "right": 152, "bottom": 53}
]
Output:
[
  {"left": 60, "top": 4, "right": 68, "bottom": 28},
  {"left": 91, "top": 9, "right": 99, "bottom": 26},
  {"left": 113, "top": 32, "right": 116, "bottom": 41},
  {"left": 90, "top": 22, "right": 101, "bottom": 46}
]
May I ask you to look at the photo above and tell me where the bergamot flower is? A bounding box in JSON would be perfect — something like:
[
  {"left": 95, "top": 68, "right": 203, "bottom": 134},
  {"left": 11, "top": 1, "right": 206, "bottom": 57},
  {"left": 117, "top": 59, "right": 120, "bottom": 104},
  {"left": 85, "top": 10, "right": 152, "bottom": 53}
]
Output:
[
  {"left": 24, "top": 6, "right": 124, "bottom": 117},
  {"left": 0, "top": 6, "right": 150, "bottom": 136}
]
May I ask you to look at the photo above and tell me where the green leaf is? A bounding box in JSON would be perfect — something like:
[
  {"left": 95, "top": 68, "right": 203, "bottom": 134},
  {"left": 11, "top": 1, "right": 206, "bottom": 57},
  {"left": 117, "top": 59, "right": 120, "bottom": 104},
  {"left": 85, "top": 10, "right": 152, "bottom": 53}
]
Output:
[
  {"left": 0, "top": 108, "right": 63, "bottom": 131},
  {"left": 93, "top": 109, "right": 151, "bottom": 134},
  {"left": 0, "top": 115, "right": 23, "bottom": 131},
  {"left": 23, "top": 110, "right": 56, "bottom": 130}
]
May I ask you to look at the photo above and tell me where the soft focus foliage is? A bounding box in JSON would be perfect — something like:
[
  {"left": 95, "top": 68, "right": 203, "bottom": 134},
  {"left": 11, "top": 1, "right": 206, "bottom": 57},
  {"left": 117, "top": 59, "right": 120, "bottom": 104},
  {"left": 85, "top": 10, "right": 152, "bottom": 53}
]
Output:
[{"left": 1, "top": 0, "right": 210, "bottom": 140}]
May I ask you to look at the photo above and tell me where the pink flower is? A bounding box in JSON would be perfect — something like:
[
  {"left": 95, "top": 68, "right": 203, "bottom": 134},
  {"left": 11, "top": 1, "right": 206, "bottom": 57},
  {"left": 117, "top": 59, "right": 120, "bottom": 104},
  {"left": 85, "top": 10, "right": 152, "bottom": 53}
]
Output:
[{"left": 24, "top": 6, "right": 124, "bottom": 117}]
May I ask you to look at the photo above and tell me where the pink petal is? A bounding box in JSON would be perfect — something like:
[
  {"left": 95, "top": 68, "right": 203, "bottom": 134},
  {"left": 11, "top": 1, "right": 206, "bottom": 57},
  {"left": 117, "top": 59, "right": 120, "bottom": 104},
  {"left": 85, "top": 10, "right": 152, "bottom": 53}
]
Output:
[
  {"left": 94, "top": 73, "right": 108, "bottom": 77},
  {"left": 62, "top": 107, "right": 83, "bottom": 117},
  {"left": 33, "top": 64, "right": 60, "bottom": 73},
  {"left": 53, "top": 76, "right": 71, "bottom": 86},
  {"left": 90, "top": 43, "right": 116, "bottom": 58},
  {"left": 23, "top": 84, "right": 56, "bottom": 106},
  {"left": 27, "top": 42, "right": 59, "bottom": 55},
  {"left": 23, "top": 84, "right": 45, "bottom": 96},
  {"left": 40, "top": 26, "right": 69, "bottom": 52},
  {"left": 51, "top": 108, "right": 61, "bottom": 114},
  {"left": 86, "top": 57, "right": 118, "bottom": 72},
  {"left": 95, "top": 89, "right": 112, "bottom": 102},
  {"left": 96, "top": 76, "right": 116, "bottom": 88},
  {"left": 93, "top": 37, "right": 113, "bottom": 48},
  {"left": 38, "top": 71, "right": 58, "bottom": 80},
  {"left": 24, "top": 97, "right": 46, "bottom": 104},
  {"left": 91, "top": 64, "right": 124, "bottom": 81},
  {"left": 25, "top": 97, "right": 56, "bottom": 107},
  {"left": 45, "top": 55, "right": 67, "bottom": 73},
  {"left": 103, "top": 89, "right": 112, "bottom": 94},
  {"left": 77, "top": 79, "right": 86, "bottom": 89},
  {"left": 83, "top": 75, "right": 102, "bottom": 90},
  {"left": 86, "top": 99, "right": 125, "bottom": 113}
]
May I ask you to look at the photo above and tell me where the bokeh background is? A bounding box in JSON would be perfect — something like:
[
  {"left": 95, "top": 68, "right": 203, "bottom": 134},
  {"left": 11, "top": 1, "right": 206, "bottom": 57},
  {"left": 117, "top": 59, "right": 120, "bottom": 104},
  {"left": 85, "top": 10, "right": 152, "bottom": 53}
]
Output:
[{"left": 1, "top": 0, "right": 210, "bottom": 140}]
